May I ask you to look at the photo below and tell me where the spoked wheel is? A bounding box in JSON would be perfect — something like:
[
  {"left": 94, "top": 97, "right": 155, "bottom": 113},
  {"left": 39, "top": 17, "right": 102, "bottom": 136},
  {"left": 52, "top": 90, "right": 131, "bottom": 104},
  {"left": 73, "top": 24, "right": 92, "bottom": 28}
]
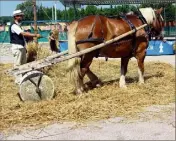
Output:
[{"left": 19, "top": 71, "right": 54, "bottom": 101}]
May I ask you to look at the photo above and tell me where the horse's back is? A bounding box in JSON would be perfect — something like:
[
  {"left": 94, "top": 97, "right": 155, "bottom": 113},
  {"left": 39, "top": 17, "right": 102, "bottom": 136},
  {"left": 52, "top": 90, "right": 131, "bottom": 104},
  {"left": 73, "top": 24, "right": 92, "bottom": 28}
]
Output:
[
  {"left": 75, "top": 15, "right": 107, "bottom": 44},
  {"left": 75, "top": 14, "right": 144, "bottom": 41}
]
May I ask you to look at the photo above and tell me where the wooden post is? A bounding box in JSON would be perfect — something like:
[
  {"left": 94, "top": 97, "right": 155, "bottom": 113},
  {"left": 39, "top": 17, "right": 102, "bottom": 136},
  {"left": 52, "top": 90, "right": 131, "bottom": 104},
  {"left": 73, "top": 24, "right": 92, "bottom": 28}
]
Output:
[
  {"left": 52, "top": 6, "right": 54, "bottom": 21},
  {"left": 33, "top": 0, "right": 38, "bottom": 44}
]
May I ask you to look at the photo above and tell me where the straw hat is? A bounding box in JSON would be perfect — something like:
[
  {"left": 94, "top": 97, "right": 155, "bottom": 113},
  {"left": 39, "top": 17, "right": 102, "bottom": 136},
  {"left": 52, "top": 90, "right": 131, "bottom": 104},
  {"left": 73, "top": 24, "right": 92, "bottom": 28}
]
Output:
[{"left": 13, "top": 10, "right": 24, "bottom": 17}]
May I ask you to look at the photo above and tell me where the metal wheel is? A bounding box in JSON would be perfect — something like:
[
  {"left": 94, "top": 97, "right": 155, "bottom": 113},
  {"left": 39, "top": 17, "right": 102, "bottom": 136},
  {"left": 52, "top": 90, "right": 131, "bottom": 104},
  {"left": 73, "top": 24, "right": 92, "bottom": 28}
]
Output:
[{"left": 19, "top": 71, "right": 54, "bottom": 101}]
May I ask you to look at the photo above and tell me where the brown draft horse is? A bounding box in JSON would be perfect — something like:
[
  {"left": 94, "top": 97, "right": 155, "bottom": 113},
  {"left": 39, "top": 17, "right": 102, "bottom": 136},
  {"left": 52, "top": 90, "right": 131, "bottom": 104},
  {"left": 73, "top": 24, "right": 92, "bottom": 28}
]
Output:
[{"left": 67, "top": 7, "right": 164, "bottom": 94}]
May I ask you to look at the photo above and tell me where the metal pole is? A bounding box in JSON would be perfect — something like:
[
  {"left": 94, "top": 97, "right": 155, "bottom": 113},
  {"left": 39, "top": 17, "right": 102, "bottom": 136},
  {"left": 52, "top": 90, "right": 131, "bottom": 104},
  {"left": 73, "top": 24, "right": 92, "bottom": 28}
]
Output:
[
  {"left": 163, "top": 6, "right": 168, "bottom": 36},
  {"left": 64, "top": 5, "right": 67, "bottom": 21},
  {"left": 164, "top": 7, "right": 166, "bottom": 22},
  {"left": 55, "top": 1, "right": 57, "bottom": 29},
  {"left": 52, "top": 6, "right": 54, "bottom": 21},
  {"left": 33, "top": 0, "right": 38, "bottom": 44},
  {"left": 55, "top": 1, "right": 57, "bottom": 22}
]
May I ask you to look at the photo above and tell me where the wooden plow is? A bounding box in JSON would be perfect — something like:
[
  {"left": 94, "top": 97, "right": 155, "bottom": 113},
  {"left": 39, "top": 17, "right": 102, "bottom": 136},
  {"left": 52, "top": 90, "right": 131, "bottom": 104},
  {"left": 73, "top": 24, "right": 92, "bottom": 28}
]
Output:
[{"left": 7, "top": 24, "right": 147, "bottom": 101}]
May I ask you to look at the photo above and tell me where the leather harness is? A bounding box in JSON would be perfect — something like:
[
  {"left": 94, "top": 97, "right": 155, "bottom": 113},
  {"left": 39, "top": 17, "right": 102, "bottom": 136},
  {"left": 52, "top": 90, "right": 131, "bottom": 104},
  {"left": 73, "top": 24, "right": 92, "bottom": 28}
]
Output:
[
  {"left": 120, "top": 14, "right": 137, "bottom": 56},
  {"left": 76, "top": 12, "right": 150, "bottom": 57},
  {"left": 76, "top": 15, "right": 104, "bottom": 45}
]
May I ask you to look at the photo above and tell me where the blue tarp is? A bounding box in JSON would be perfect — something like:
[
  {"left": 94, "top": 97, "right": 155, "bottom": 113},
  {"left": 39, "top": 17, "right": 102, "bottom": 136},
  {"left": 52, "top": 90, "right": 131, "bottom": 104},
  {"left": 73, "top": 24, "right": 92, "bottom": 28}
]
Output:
[
  {"left": 59, "top": 40, "right": 175, "bottom": 56},
  {"left": 59, "top": 41, "right": 68, "bottom": 52},
  {"left": 147, "top": 40, "right": 175, "bottom": 55}
]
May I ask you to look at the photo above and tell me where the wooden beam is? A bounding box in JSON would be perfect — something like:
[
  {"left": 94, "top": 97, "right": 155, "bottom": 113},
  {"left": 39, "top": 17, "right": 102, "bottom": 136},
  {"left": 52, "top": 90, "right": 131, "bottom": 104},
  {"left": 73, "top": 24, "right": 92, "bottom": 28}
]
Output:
[{"left": 7, "top": 50, "right": 69, "bottom": 74}]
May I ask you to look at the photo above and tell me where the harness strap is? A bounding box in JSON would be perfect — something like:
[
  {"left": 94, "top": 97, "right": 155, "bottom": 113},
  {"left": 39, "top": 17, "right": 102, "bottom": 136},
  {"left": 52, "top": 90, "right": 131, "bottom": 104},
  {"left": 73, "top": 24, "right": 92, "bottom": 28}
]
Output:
[
  {"left": 76, "top": 37, "right": 104, "bottom": 45},
  {"left": 120, "top": 14, "right": 137, "bottom": 56},
  {"left": 120, "top": 14, "right": 137, "bottom": 32},
  {"left": 76, "top": 15, "right": 105, "bottom": 59},
  {"left": 76, "top": 15, "right": 104, "bottom": 46},
  {"left": 87, "top": 15, "right": 98, "bottom": 38}
]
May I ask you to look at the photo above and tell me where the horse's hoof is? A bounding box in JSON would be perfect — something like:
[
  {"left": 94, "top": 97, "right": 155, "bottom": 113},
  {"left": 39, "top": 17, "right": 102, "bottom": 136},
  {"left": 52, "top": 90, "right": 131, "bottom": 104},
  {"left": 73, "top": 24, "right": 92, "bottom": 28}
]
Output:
[
  {"left": 76, "top": 88, "right": 84, "bottom": 95},
  {"left": 85, "top": 82, "right": 93, "bottom": 90},
  {"left": 91, "top": 80, "right": 103, "bottom": 88},
  {"left": 139, "top": 82, "right": 145, "bottom": 85},
  {"left": 119, "top": 84, "right": 127, "bottom": 89},
  {"left": 96, "top": 82, "right": 103, "bottom": 88},
  {"left": 96, "top": 84, "right": 101, "bottom": 88}
]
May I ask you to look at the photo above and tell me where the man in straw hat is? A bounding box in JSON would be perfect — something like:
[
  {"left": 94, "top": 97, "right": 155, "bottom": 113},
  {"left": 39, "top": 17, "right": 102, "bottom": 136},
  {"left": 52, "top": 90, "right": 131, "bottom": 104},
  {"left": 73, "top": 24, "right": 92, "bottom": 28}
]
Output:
[{"left": 10, "top": 10, "right": 41, "bottom": 84}]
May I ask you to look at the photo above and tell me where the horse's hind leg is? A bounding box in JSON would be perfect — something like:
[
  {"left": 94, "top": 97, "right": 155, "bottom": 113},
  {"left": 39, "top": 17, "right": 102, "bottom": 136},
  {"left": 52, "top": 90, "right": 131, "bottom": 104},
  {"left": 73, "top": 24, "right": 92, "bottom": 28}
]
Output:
[
  {"left": 119, "top": 57, "right": 130, "bottom": 88},
  {"left": 80, "top": 50, "right": 100, "bottom": 90}
]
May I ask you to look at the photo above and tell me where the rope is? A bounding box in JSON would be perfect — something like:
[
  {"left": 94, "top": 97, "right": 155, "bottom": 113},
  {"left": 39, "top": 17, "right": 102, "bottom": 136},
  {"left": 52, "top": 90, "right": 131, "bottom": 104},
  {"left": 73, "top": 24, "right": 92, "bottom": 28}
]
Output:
[{"left": 41, "top": 7, "right": 53, "bottom": 22}]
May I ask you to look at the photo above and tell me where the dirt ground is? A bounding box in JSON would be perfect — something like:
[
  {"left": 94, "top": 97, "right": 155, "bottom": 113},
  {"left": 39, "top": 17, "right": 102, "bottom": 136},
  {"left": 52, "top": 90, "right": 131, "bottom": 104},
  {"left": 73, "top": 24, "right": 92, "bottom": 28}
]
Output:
[
  {"left": 1, "top": 104, "right": 175, "bottom": 140},
  {"left": 0, "top": 43, "right": 175, "bottom": 140}
]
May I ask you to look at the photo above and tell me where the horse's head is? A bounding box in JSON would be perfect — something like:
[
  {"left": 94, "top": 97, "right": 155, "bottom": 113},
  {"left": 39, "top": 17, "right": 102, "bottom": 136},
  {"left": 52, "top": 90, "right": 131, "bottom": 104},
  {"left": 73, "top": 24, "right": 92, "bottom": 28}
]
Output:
[
  {"left": 151, "top": 8, "right": 164, "bottom": 37},
  {"left": 139, "top": 7, "right": 164, "bottom": 37}
]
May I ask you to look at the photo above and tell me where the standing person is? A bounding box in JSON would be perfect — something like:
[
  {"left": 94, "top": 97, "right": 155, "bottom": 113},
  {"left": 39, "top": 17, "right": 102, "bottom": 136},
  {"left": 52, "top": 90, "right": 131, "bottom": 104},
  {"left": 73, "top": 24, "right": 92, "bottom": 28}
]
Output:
[
  {"left": 49, "top": 31, "right": 59, "bottom": 53},
  {"left": 10, "top": 10, "right": 41, "bottom": 84}
]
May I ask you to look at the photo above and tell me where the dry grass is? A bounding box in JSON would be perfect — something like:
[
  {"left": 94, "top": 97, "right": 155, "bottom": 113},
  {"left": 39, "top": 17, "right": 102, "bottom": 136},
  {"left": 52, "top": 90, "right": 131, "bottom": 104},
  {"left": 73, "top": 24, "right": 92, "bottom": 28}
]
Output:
[
  {"left": 0, "top": 47, "right": 175, "bottom": 133},
  {"left": 26, "top": 42, "right": 38, "bottom": 61}
]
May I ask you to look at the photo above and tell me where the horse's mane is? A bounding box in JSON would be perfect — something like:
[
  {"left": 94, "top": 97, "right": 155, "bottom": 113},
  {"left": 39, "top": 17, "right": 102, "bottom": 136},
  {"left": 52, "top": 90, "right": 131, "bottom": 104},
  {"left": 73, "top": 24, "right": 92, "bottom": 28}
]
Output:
[
  {"left": 108, "top": 7, "right": 156, "bottom": 23},
  {"left": 68, "top": 7, "right": 156, "bottom": 24},
  {"left": 139, "top": 7, "right": 156, "bottom": 24}
]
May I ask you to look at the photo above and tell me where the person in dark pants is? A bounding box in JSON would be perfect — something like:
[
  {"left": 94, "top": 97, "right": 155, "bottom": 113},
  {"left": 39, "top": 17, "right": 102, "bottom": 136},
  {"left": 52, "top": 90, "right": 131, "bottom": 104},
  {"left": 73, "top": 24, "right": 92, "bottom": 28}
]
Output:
[{"left": 49, "top": 31, "right": 60, "bottom": 53}]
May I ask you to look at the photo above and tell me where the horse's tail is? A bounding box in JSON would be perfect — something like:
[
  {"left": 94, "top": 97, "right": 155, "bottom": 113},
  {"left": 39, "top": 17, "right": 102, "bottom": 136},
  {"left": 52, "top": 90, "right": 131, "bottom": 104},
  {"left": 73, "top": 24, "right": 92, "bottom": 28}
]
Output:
[{"left": 67, "top": 21, "right": 82, "bottom": 88}]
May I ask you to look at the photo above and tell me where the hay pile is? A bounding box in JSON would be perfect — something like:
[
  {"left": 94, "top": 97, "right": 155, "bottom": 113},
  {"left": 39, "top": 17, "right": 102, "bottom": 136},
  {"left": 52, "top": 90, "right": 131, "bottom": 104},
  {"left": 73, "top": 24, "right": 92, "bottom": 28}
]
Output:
[
  {"left": 0, "top": 48, "right": 175, "bottom": 132},
  {"left": 26, "top": 29, "right": 59, "bottom": 62},
  {"left": 26, "top": 42, "right": 38, "bottom": 63}
]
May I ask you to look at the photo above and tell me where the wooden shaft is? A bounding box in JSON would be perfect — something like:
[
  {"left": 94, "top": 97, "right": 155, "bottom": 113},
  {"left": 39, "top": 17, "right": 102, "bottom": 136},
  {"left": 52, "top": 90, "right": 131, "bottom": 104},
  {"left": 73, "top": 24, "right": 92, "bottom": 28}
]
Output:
[
  {"left": 45, "top": 50, "right": 68, "bottom": 60},
  {"left": 8, "top": 24, "right": 147, "bottom": 75},
  {"left": 8, "top": 50, "right": 68, "bottom": 74}
]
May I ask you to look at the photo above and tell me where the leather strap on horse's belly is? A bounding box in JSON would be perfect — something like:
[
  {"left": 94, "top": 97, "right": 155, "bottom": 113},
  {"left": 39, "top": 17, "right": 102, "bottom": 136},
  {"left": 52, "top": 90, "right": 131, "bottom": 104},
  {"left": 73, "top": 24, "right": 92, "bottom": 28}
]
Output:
[{"left": 76, "top": 37, "right": 104, "bottom": 45}]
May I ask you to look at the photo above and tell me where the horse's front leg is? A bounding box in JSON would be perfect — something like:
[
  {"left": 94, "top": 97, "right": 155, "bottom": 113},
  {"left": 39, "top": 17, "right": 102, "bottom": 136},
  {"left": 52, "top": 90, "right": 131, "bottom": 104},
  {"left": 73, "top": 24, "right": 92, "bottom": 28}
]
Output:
[
  {"left": 135, "top": 41, "right": 147, "bottom": 85},
  {"left": 119, "top": 57, "right": 130, "bottom": 88}
]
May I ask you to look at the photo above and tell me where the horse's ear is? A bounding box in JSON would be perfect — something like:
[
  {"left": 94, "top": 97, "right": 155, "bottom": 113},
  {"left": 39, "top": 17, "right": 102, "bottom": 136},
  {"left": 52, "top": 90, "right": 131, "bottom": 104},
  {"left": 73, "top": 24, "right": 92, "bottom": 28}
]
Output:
[{"left": 156, "top": 7, "right": 163, "bottom": 14}]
